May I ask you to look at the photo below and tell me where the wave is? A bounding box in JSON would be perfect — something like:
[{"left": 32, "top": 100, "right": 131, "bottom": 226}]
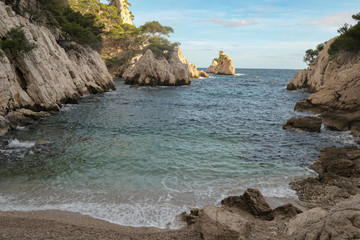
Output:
[{"left": 8, "top": 139, "right": 35, "bottom": 149}]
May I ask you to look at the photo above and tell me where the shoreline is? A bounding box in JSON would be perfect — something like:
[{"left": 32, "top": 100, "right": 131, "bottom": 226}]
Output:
[
  {"left": 0, "top": 210, "right": 202, "bottom": 240},
  {"left": 0, "top": 194, "right": 304, "bottom": 239}
]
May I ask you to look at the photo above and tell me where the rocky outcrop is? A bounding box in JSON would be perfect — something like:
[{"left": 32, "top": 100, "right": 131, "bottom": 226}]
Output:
[
  {"left": 286, "top": 38, "right": 360, "bottom": 141},
  {"left": 195, "top": 189, "right": 302, "bottom": 240},
  {"left": 175, "top": 47, "right": 209, "bottom": 79},
  {"left": 221, "top": 188, "right": 275, "bottom": 221},
  {"left": 283, "top": 116, "right": 322, "bottom": 132},
  {"left": 110, "top": 0, "right": 133, "bottom": 25},
  {"left": 0, "top": 1, "right": 115, "bottom": 135},
  {"left": 286, "top": 194, "right": 360, "bottom": 240},
  {"left": 206, "top": 50, "right": 235, "bottom": 75},
  {"left": 122, "top": 48, "right": 191, "bottom": 86},
  {"left": 290, "top": 146, "right": 360, "bottom": 209}
]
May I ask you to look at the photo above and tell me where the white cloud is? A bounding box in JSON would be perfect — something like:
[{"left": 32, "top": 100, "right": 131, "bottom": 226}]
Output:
[
  {"left": 204, "top": 18, "right": 256, "bottom": 28},
  {"left": 300, "top": 11, "right": 353, "bottom": 26}
]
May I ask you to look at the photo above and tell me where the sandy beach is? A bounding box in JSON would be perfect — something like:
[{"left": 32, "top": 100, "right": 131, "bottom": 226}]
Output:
[{"left": 0, "top": 210, "right": 202, "bottom": 240}]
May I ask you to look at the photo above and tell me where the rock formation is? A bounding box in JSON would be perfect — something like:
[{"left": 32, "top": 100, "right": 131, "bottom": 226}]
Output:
[
  {"left": 175, "top": 47, "right": 209, "bottom": 79},
  {"left": 206, "top": 50, "right": 235, "bottom": 75},
  {"left": 122, "top": 47, "right": 192, "bottom": 86},
  {"left": 283, "top": 116, "right": 322, "bottom": 132},
  {"left": 286, "top": 39, "right": 360, "bottom": 141},
  {"left": 286, "top": 194, "right": 360, "bottom": 240},
  {"left": 290, "top": 146, "right": 360, "bottom": 209},
  {"left": 0, "top": 1, "right": 115, "bottom": 136},
  {"left": 110, "top": 0, "right": 133, "bottom": 25}
]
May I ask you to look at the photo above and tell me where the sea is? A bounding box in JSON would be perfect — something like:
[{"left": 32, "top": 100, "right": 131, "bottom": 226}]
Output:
[{"left": 0, "top": 69, "right": 357, "bottom": 229}]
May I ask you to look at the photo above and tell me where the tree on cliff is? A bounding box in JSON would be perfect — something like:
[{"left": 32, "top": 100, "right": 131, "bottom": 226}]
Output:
[
  {"left": 303, "top": 43, "right": 326, "bottom": 65},
  {"left": 328, "top": 12, "right": 360, "bottom": 55},
  {"left": 139, "top": 21, "right": 174, "bottom": 37}
]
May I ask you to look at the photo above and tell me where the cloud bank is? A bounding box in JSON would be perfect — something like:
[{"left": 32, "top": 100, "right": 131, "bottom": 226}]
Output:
[{"left": 205, "top": 18, "right": 256, "bottom": 28}]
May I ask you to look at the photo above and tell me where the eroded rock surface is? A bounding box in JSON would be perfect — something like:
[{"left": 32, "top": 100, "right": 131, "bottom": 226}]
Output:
[
  {"left": 0, "top": 1, "right": 115, "bottom": 135},
  {"left": 290, "top": 146, "right": 360, "bottom": 209},
  {"left": 123, "top": 48, "right": 191, "bottom": 86}
]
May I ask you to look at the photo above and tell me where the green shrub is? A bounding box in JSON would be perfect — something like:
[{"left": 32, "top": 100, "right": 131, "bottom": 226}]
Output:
[
  {"left": 0, "top": 25, "right": 36, "bottom": 56},
  {"left": 328, "top": 12, "right": 360, "bottom": 55}
]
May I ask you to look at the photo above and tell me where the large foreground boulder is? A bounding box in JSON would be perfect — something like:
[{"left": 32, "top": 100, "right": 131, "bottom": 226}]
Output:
[
  {"left": 199, "top": 206, "right": 251, "bottom": 240},
  {"left": 286, "top": 194, "right": 360, "bottom": 240},
  {"left": 123, "top": 49, "right": 191, "bottom": 86},
  {"left": 206, "top": 50, "right": 235, "bottom": 75}
]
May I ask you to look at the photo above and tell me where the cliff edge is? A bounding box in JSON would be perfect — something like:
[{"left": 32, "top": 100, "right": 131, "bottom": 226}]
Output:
[
  {"left": 0, "top": 1, "right": 115, "bottom": 135},
  {"left": 287, "top": 39, "right": 360, "bottom": 142}
]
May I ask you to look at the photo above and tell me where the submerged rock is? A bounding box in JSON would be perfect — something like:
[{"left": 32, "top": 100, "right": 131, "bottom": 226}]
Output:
[
  {"left": 123, "top": 48, "right": 191, "bottom": 86},
  {"left": 206, "top": 50, "right": 235, "bottom": 75},
  {"left": 283, "top": 116, "right": 322, "bottom": 132}
]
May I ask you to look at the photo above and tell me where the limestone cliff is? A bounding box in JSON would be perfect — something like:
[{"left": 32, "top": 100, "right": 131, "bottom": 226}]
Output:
[
  {"left": 123, "top": 47, "right": 191, "bottom": 86},
  {"left": 0, "top": 1, "right": 115, "bottom": 135},
  {"left": 286, "top": 38, "right": 360, "bottom": 141},
  {"left": 110, "top": 0, "right": 133, "bottom": 25},
  {"left": 206, "top": 50, "right": 235, "bottom": 75}
]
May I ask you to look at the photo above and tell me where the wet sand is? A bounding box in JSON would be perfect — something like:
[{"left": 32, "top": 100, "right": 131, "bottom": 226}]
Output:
[{"left": 0, "top": 210, "right": 202, "bottom": 240}]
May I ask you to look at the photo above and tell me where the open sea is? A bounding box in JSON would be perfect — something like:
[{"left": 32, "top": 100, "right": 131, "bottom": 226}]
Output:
[{"left": 0, "top": 69, "right": 357, "bottom": 228}]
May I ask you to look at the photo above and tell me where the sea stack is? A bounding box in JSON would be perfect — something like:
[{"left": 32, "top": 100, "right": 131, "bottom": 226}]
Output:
[{"left": 206, "top": 50, "right": 235, "bottom": 75}]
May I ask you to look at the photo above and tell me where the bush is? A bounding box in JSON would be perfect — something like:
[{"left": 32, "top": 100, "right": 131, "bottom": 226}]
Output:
[
  {"left": 328, "top": 12, "right": 360, "bottom": 55},
  {"left": 0, "top": 25, "right": 35, "bottom": 56},
  {"left": 303, "top": 42, "right": 327, "bottom": 65}
]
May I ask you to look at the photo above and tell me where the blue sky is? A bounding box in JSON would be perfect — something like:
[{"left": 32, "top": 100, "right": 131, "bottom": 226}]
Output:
[{"left": 102, "top": 0, "right": 359, "bottom": 69}]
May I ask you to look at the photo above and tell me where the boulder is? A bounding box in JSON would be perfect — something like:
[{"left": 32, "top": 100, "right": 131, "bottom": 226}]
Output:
[
  {"left": 6, "top": 109, "right": 50, "bottom": 128},
  {"left": 123, "top": 49, "right": 191, "bottom": 86},
  {"left": 206, "top": 51, "right": 235, "bottom": 75},
  {"left": 283, "top": 116, "right": 322, "bottom": 132},
  {"left": 273, "top": 204, "right": 303, "bottom": 220},
  {"left": 221, "top": 188, "right": 274, "bottom": 221},
  {"left": 286, "top": 194, "right": 360, "bottom": 240},
  {"left": 199, "top": 206, "right": 251, "bottom": 240}
]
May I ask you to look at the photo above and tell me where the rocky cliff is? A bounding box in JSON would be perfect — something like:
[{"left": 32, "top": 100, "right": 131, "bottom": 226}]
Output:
[
  {"left": 0, "top": 1, "right": 115, "bottom": 135},
  {"left": 110, "top": 0, "right": 133, "bottom": 25},
  {"left": 123, "top": 47, "right": 192, "bottom": 86},
  {"left": 287, "top": 39, "right": 360, "bottom": 142},
  {"left": 206, "top": 50, "right": 235, "bottom": 75}
]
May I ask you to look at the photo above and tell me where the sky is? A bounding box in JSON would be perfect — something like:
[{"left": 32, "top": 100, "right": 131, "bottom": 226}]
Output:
[{"left": 102, "top": 0, "right": 359, "bottom": 69}]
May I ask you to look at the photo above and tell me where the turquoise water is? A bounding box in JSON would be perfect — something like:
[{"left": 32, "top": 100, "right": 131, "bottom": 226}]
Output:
[{"left": 0, "top": 69, "right": 356, "bottom": 228}]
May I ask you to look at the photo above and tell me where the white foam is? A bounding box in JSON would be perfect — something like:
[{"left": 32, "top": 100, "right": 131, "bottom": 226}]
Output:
[
  {"left": 235, "top": 73, "right": 245, "bottom": 76},
  {"left": 16, "top": 126, "right": 26, "bottom": 130},
  {"left": 8, "top": 139, "right": 35, "bottom": 148}
]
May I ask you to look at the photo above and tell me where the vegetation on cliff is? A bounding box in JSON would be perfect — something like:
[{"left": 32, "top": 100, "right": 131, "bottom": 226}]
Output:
[
  {"left": 0, "top": 25, "right": 36, "bottom": 57},
  {"left": 303, "top": 42, "right": 326, "bottom": 65},
  {"left": 328, "top": 12, "right": 360, "bottom": 55}
]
